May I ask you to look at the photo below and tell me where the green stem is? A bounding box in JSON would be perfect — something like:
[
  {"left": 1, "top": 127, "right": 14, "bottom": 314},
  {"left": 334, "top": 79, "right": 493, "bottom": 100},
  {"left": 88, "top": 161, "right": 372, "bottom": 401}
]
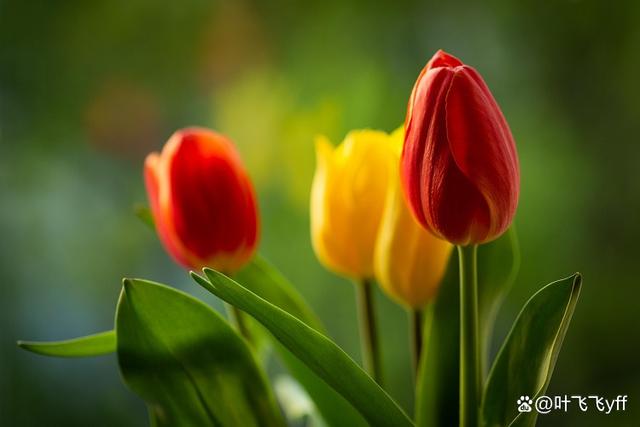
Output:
[
  {"left": 458, "top": 245, "right": 480, "bottom": 427},
  {"left": 223, "top": 272, "right": 251, "bottom": 343},
  {"left": 409, "top": 308, "right": 423, "bottom": 378},
  {"left": 355, "top": 278, "right": 382, "bottom": 384},
  {"left": 225, "top": 303, "right": 251, "bottom": 341}
]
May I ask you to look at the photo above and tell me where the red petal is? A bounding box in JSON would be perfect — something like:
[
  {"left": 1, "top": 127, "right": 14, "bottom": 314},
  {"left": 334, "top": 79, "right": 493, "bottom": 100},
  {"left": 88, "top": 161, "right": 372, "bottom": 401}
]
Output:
[
  {"left": 167, "top": 131, "right": 257, "bottom": 266},
  {"left": 144, "top": 152, "right": 193, "bottom": 268},
  {"left": 426, "top": 50, "right": 464, "bottom": 70},
  {"left": 402, "top": 67, "right": 454, "bottom": 228},
  {"left": 444, "top": 66, "right": 519, "bottom": 240},
  {"left": 427, "top": 143, "right": 492, "bottom": 244}
]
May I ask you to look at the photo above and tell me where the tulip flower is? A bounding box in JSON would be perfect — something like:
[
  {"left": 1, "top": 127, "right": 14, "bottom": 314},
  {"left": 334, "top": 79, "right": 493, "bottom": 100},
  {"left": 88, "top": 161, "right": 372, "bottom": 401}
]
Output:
[
  {"left": 144, "top": 127, "right": 259, "bottom": 273},
  {"left": 310, "top": 129, "right": 396, "bottom": 383},
  {"left": 401, "top": 50, "right": 519, "bottom": 246},
  {"left": 374, "top": 128, "right": 453, "bottom": 310},
  {"left": 310, "top": 130, "right": 394, "bottom": 280},
  {"left": 402, "top": 50, "right": 520, "bottom": 427}
]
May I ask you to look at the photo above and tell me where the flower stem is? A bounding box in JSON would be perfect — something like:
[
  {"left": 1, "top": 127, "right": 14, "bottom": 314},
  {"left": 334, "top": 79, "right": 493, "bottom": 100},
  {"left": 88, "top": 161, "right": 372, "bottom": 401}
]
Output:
[
  {"left": 356, "top": 278, "right": 382, "bottom": 384},
  {"left": 409, "top": 308, "right": 423, "bottom": 378},
  {"left": 222, "top": 272, "right": 252, "bottom": 343},
  {"left": 225, "top": 303, "right": 251, "bottom": 342},
  {"left": 458, "top": 244, "right": 480, "bottom": 427}
]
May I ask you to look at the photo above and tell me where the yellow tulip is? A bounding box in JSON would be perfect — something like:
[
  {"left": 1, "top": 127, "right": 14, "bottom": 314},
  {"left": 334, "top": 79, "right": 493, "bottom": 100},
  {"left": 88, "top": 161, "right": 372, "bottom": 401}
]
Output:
[
  {"left": 310, "top": 130, "right": 394, "bottom": 279},
  {"left": 374, "top": 128, "right": 453, "bottom": 308}
]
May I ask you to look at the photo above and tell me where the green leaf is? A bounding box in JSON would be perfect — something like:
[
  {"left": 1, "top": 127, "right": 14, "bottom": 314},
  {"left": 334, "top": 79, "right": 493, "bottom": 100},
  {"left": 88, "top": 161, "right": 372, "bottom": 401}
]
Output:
[
  {"left": 415, "top": 228, "right": 520, "bottom": 427},
  {"left": 235, "top": 257, "right": 367, "bottom": 427},
  {"left": 478, "top": 227, "right": 520, "bottom": 372},
  {"left": 236, "top": 256, "right": 323, "bottom": 331},
  {"left": 17, "top": 330, "right": 116, "bottom": 357},
  {"left": 415, "top": 256, "right": 460, "bottom": 427},
  {"left": 482, "top": 273, "right": 582, "bottom": 427},
  {"left": 192, "top": 269, "right": 413, "bottom": 427},
  {"left": 117, "top": 278, "right": 285, "bottom": 427}
]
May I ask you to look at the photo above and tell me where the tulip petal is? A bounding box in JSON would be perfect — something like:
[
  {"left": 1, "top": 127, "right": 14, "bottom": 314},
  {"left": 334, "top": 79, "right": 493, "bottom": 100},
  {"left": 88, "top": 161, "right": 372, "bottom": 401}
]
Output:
[
  {"left": 444, "top": 67, "right": 519, "bottom": 241},
  {"left": 427, "top": 49, "right": 463, "bottom": 70},
  {"left": 144, "top": 151, "right": 194, "bottom": 268},
  {"left": 311, "top": 130, "right": 395, "bottom": 279},
  {"left": 310, "top": 135, "right": 351, "bottom": 276},
  {"left": 428, "top": 145, "right": 492, "bottom": 245},
  {"left": 402, "top": 67, "right": 455, "bottom": 229},
  {"left": 168, "top": 132, "right": 258, "bottom": 271}
]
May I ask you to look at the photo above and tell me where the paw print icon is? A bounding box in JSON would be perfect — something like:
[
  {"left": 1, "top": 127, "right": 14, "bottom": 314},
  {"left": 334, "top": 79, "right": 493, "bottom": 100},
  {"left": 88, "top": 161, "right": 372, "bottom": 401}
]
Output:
[{"left": 517, "top": 396, "right": 533, "bottom": 413}]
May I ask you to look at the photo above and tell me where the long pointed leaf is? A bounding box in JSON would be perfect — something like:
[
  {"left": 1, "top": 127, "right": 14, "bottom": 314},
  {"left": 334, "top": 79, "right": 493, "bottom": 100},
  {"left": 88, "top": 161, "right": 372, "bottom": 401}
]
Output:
[
  {"left": 235, "top": 257, "right": 367, "bottom": 427},
  {"left": 17, "top": 330, "right": 116, "bottom": 357},
  {"left": 415, "top": 257, "right": 459, "bottom": 427},
  {"left": 236, "top": 256, "right": 323, "bottom": 331},
  {"left": 192, "top": 269, "right": 413, "bottom": 427},
  {"left": 482, "top": 273, "right": 582, "bottom": 427},
  {"left": 478, "top": 227, "right": 520, "bottom": 372},
  {"left": 117, "top": 278, "right": 285, "bottom": 427}
]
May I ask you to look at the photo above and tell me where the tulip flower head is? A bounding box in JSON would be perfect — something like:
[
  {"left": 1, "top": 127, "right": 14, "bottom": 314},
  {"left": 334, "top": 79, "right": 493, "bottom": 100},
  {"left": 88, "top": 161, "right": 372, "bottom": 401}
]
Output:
[
  {"left": 401, "top": 50, "right": 520, "bottom": 245},
  {"left": 144, "top": 127, "right": 258, "bottom": 273},
  {"left": 375, "top": 128, "right": 453, "bottom": 308},
  {"left": 310, "top": 130, "right": 394, "bottom": 279}
]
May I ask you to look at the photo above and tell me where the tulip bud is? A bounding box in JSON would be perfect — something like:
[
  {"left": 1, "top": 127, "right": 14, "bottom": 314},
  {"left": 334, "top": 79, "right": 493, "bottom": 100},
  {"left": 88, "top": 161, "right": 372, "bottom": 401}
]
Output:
[
  {"left": 310, "top": 130, "right": 394, "bottom": 279},
  {"left": 375, "top": 128, "right": 453, "bottom": 308},
  {"left": 401, "top": 50, "right": 520, "bottom": 245},
  {"left": 144, "top": 127, "right": 259, "bottom": 272}
]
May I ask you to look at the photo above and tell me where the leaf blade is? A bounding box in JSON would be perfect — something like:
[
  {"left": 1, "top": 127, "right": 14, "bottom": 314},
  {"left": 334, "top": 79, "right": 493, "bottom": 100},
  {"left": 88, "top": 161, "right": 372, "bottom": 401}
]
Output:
[
  {"left": 17, "top": 330, "right": 116, "bottom": 358},
  {"left": 117, "top": 278, "right": 285, "bottom": 427},
  {"left": 478, "top": 227, "right": 520, "bottom": 372},
  {"left": 481, "top": 273, "right": 582, "bottom": 427},
  {"left": 193, "top": 269, "right": 413, "bottom": 427},
  {"left": 415, "top": 257, "right": 460, "bottom": 427},
  {"left": 235, "top": 256, "right": 323, "bottom": 331}
]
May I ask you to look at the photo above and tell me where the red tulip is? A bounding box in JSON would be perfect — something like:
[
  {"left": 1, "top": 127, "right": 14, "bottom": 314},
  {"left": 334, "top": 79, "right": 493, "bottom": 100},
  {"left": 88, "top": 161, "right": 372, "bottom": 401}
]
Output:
[
  {"left": 401, "top": 50, "right": 519, "bottom": 245},
  {"left": 144, "top": 127, "right": 259, "bottom": 272}
]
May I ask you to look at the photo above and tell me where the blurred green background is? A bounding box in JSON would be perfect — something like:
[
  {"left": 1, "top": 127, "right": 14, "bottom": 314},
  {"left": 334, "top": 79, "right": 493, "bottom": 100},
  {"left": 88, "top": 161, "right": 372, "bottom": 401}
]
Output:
[{"left": 1, "top": 0, "right": 639, "bottom": 425}]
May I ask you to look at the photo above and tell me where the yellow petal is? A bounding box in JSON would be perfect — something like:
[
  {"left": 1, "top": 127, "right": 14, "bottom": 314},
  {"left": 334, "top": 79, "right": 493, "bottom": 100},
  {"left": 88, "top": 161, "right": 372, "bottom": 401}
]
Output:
[
  {"left": 374, "top": 126, "right": 453, "bottom": 308},
  {"left": 310, "top": 129, "right": 396, "bottom": 279}
]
